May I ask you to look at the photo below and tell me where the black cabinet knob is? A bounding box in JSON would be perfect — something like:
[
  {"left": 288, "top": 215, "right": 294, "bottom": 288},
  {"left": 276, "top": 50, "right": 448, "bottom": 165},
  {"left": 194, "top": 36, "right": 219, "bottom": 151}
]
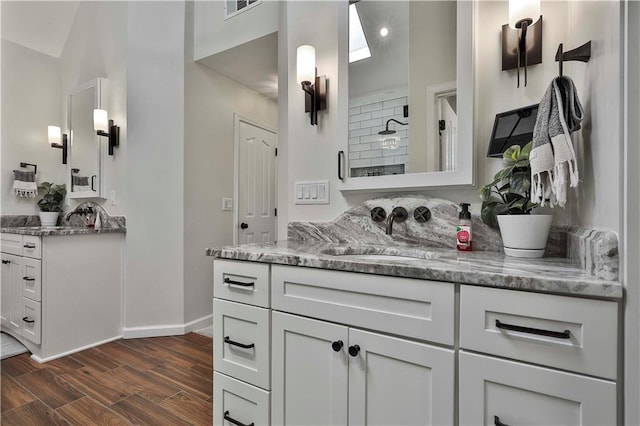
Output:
[
  {"left": 240, "top": 223, "right": 249, "bottom": 229},
  {"left": 348, "top": 345, "right": 360, "bottom": 357},
  {"left": 331, "top": 340, "right": 343, "bottom": 352}
]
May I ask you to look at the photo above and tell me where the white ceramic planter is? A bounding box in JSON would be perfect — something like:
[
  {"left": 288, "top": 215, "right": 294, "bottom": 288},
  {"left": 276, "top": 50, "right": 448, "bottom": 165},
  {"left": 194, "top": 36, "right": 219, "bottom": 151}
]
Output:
[
  {"left": 497, "top": 214, "right": 553, "bottom": 258},
  {"left": 39, "top": 211, "right": 59, "bottom": 227}
]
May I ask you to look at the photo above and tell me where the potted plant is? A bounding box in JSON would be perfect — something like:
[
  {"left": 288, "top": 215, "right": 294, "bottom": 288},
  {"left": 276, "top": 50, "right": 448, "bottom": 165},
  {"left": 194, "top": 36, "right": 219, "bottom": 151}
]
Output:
[
  {"left": 37, "top": 182, "right": 67, "bottom": 227},
  {"left": 479, "top": 142, "right": 552, "bottom": 258}
]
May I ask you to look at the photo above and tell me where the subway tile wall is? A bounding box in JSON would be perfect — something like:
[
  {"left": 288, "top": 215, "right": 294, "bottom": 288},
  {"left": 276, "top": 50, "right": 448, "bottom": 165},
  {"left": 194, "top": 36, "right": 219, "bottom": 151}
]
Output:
[{"left": 348, "top": 96, "right": 409, "bottom": 176}]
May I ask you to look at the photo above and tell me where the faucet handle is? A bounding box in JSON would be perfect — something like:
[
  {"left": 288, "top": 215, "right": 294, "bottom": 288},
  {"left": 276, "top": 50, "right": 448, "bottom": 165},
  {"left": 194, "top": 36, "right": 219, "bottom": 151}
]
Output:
[
  {"left": 414, "top": 206, "right": 431, "bottom": 223},
  {"left": 370, "top": 207, "right": 387, "bottom": 222},
  {"left": 391, "top": 207, "right": 408, "bottom": 222}
]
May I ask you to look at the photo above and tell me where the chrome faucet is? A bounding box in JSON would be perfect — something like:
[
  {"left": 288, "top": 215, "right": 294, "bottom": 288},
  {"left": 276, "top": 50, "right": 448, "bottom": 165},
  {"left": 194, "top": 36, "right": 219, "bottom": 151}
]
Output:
[{"left": 385, "top": 207, "right": 408, "bottom": 235}]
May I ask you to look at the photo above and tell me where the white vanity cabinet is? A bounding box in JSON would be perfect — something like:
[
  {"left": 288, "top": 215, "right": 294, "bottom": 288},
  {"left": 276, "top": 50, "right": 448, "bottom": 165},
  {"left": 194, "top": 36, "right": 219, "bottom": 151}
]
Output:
[
  {"left": 1, "top": 232, "right": 123, "bottom": 362},
  {"left": 212, "top": 259, "right": 620, "bottom": 426}
]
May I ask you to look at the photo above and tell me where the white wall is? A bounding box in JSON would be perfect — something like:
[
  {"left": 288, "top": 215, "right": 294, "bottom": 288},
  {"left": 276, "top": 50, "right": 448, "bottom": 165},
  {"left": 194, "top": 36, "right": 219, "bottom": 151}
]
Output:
[
  {"left": 183, "top": 1, "right": 277, "bottom": 324},
  {"left": 281, "top": 1, "right": 622, "bottom": 238},
  {"left": 124, "top": 1, "right": 185, "bottom": 331},
  {"left": 1, "top": 40, "right": 64, "bottom": 214},
  {"left": 624, "top": 1, "right": 639, "bottom": 424},
  {"left": 194, "top": 0, "right": 279, "bottom": 61},
  {"left": 58, "top": 1, "right": 127, "bottom": 216}
]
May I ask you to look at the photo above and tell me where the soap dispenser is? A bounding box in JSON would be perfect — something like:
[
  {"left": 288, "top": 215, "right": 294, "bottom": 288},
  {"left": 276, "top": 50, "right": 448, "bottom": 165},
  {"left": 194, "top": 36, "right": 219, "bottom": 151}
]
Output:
[{"left": 457, "top": 203, "right": 473, "bottom": 251}]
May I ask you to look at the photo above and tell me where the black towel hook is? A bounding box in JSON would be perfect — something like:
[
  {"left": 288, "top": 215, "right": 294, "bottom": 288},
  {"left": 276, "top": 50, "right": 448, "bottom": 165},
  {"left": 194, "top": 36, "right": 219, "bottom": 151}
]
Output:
[{"left": 556, "top": 41, "right": 592, "bottom": 77}]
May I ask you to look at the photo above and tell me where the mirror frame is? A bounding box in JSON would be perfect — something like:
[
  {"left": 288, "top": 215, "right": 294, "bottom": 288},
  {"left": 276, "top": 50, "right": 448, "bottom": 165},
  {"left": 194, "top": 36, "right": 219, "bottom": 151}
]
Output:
[
  {"left": 339, "top": 0, "right": 475, "bottom": 193},
  {"left": 67, "top": 78, "right": 107, "bottom": 200}
]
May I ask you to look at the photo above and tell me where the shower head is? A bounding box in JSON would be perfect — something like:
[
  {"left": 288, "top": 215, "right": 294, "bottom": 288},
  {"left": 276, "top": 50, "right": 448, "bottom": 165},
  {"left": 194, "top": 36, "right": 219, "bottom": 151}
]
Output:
[{"left": 378, "top": 118, "right": 408, "bottom": 135}]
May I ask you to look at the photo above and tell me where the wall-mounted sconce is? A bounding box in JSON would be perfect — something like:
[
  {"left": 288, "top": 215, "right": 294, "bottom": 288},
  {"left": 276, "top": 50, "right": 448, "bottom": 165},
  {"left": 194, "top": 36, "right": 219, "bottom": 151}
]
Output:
[
  {"left": 502, "top": 0, "right": 542, "bottom": 87},
  {"left": 47, "top": 126, "right": 68, "bottom": 164},
  {"left": 93, "top": 109, "right": 120, "bottom": 155},
  {"left": 297, "top": 45, "right": 327, "bottom": 126}
]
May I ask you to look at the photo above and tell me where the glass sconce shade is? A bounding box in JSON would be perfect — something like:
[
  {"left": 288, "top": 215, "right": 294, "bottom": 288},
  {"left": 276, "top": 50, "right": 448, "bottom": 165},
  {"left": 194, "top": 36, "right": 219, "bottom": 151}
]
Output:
[
  {"left": 93, "top": 109, "right": 109, "bottom": 132},
  {"left": 48, "top": 126, "right": 62, "bottom": 145},
  {"left": 297, "top": 45, "right": 316, "bottom": 84},
  {"left": 509, "top": 0, "right": 540, "bottom": 28}
]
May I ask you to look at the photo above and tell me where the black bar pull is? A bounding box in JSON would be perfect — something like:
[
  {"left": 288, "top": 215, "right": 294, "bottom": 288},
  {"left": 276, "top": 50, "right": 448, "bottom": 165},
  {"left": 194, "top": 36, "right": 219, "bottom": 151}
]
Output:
[
  {"left": 495, "top": 319, "right": 571, "bottom": 339},
  {"left": 338, "top": 150, "right": 345, "bottom": 180},
  {"left": 224, "top": 336, "right": 255, "bottom": 349},
  {"left": 23, "top": 244, "right": 36, "bottom": 249},
  {"left": 331, "top": 340, "right": 344, "bottom": 352},
  {"left": 22, "top": 317, "right": 35, "bottom": 324},
  {"left": 223, "top": 277, "right": 254, "bottom": 288},
  {"left": 224, "top": 411, "right": 254, "bottom": 426},
  {"left": 2, "top": 260, "right": 10, "bottom": 264},
  {"left": 22, "top": 276, "right": 35, "bottom": 281},
  {"left": 91, "top": 175, "right": 96, "bottom": 192},
  {"left": 494, "top": 415, "right": 510, "bottom": 426}
]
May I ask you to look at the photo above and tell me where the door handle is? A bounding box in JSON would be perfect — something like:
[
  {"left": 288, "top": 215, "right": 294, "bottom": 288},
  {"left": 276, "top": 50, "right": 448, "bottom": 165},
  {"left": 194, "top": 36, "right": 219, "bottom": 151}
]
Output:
[
  {"left": 240, "top": 223, "right": 248, "bottom": 229},
  {"left": 1, "top": 260, "right": 9, "bottom": 264}
]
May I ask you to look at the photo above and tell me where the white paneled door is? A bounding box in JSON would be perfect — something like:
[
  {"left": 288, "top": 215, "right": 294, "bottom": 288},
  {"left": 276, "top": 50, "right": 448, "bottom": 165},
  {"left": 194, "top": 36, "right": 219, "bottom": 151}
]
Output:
[{"left": 237, "top": 118, "right": 277, "bottom": 244}]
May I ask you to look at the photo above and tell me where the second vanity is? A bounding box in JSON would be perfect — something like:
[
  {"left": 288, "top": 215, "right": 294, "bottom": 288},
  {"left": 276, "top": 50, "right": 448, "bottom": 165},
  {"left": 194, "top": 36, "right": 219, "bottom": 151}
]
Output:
[
  {"left": 1, "top": 220, "right": 124, "bottom": 362},
  {"left": 208, "top": 239, "right": 622, "bottom": 426}
]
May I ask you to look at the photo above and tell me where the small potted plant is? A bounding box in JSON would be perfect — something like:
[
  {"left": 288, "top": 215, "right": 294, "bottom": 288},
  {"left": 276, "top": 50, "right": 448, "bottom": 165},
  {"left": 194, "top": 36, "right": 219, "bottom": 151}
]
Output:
[
  {"left": 37, "top": 182, "right": 67, "bottom": 227},
  {"left": 479, "top": 142, "right": 552, "bottom": 258}
]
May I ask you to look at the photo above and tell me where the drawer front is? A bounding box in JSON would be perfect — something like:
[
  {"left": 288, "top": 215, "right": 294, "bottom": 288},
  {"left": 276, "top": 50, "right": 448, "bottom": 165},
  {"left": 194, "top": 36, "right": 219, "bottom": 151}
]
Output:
[
  {"left": 21, "top": 235, "right": 41, "bottom": 259},
  {"left": 460, "top": 285, "right": 618, "bottom": 380},
  {"left": 214, "top": 372, "right": 270, "bottom": 426},
  {"left": 1, "top": 233, "right": 23, "bottom": 256},
  {"left": 214, "top": 299, "right": 270, "bottom": 389},
  {"left": 459, "top": 351, "right": 616, "bottom": 426},
  {"left": 272, "top": 265, "right": 455, "bottom": 345},
  {"left": 214, "top": 260, "right": 270, "bottom": 308},
  {"left": 22, "top": 258, "right": 41, "bottom": 301},
  {"left": 21, "top": 297, "right": 41, "bottom": 344}
]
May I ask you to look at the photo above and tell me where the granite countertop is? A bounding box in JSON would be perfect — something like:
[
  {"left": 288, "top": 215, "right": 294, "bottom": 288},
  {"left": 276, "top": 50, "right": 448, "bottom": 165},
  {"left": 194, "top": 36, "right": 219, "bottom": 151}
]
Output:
[
  {"left": 1, "top": 226, "right": 126, "bottom": 236},
  {"left": 206, "top": 241, "right": 623, "bottom": 300}
]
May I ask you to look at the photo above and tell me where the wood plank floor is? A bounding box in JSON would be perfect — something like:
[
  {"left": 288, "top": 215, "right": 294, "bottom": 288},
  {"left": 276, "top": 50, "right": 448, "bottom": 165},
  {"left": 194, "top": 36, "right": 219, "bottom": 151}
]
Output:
[{"left": 1, "top": 333, "right": 213, "bottom": 425}]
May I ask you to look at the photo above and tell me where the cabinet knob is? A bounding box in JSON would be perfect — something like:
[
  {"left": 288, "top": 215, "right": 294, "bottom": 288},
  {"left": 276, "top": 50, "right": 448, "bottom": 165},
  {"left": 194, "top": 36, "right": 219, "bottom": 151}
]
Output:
[
  {"left": 348, "top": 344, "right": 360, "bottom": 357},
  {"left": 331, "top": 340, "right": 343, "bottom": 352}
]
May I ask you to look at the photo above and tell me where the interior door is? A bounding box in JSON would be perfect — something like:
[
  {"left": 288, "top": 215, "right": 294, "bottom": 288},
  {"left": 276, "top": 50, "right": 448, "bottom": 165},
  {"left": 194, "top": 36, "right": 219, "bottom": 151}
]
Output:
[
  {"left": 348, "top": 328, "right": 455, "bottom": 425},
  {"left": 438, "top": 94, "right": 457, "bottom": 172},
  {"left": 237, "top": 119, "right": 277, "bottom": 244}
]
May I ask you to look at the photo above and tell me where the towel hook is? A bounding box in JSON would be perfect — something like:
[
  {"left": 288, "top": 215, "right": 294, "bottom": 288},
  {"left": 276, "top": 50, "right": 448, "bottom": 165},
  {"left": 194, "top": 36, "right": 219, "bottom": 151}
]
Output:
[{"left": 556, "top": 41, "right": 592, "bottom": 77}]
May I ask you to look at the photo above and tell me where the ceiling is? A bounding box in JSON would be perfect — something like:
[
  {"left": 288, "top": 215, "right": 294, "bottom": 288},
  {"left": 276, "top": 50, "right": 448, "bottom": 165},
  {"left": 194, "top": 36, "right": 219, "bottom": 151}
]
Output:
[
  {"left": 1, "top": 1, "right": 80, "bottom": 58},
  {"left": 198, "top": 32, "right": 279, "bottom": 102}
]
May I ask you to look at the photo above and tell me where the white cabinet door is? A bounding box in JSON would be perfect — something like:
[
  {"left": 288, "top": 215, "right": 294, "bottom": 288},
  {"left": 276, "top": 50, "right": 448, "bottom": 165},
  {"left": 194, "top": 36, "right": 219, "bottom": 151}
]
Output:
[
  {"left": 1, "top": 254, "right": 23, "bottom": 335},
  {"left": 459, "top": 351, "right": 617, "bottom": 426},
  {"left": 348, "top": 328, "right": 455, "bottom": 426},
  {"left": 272, "top": 312, "right": 348, "bottom": 426}
]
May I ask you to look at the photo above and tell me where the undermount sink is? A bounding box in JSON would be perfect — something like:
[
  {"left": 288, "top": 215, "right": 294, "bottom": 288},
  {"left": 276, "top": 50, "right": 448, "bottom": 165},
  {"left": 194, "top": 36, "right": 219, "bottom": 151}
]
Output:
[{"left": 321, "top": 247, "right": 442, "bottom": 262}]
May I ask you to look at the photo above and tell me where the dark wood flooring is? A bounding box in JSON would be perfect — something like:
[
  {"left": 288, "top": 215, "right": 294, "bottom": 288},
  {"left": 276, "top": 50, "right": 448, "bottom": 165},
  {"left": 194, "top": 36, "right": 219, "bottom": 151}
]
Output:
[{"left": 1, "top": 333, "right": 213, "bottom": 425}]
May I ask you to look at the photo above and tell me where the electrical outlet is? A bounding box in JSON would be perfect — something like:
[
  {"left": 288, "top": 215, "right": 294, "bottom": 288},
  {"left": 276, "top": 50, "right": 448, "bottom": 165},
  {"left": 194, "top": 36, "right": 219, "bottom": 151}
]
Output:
[
  {"left": 110, "top": 190, "right": 117, "bottom": 206},
  {"left": 222, "top": 198, "right": 233, "bottom": 211}
]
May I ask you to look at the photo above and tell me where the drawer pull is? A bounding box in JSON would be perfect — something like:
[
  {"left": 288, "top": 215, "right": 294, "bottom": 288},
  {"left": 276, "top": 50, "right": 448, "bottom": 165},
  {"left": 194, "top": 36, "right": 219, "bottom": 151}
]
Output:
[
  {"left": 22, "top": 276, "right": 35, "bottom": 281},
  {"left": 22, "top": 317, "right": 35, "bottom": 324},
  {"left": 2, "top": 260, "right": 10, "bottom": 264},
  {"left": 494, "top": 416, "right": 510, "bottom": 426},
  {"left": 495, "top": 319, "right": 571, "bottom": 339},
  {"left": 23, "top": 244, "right": 36, "bottom": 249},
  {"left": 223, "top": 410, "right": 254, "bottom": 426},
  {"left": 331, "top": 340, "right": 344, "bottom": 352},
  {"left": 224, "top": 336, "right": 255, "bottom": 349},
  {"left": 348, "top": 344, "right": 360, "bottom": 357},
  {"left": 224, "top": 277, "right": 255, "bottom": 288}
]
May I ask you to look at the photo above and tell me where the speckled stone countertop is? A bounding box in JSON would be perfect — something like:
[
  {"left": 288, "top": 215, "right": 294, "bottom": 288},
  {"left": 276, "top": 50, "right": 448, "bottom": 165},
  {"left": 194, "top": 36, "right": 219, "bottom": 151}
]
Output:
[
  {"left": 206, "top": 241, "right": 622, "bottom": 300},
  {"left": 1, "top": 226, "right": 125, "bottom": 236}
]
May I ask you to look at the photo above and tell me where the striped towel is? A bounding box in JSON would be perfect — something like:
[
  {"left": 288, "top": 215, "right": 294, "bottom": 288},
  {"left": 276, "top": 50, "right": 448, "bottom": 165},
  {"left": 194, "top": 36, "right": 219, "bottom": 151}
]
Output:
[{"left": 12, "top": 170, "right": 37, "bottom": 198}]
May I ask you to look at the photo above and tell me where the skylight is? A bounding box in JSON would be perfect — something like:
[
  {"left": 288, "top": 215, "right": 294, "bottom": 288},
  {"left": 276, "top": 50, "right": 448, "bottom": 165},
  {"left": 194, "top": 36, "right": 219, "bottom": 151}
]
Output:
[{"left": 349, "top": 3, "right": 371, "bottom": 63}]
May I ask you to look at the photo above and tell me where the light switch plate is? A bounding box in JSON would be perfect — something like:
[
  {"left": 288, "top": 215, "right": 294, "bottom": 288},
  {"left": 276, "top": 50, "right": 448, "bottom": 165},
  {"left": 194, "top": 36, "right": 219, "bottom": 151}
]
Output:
[
  {"left": 222, "top": 198, "right": 233, "bottom": 211},
  {"left": 294, "top": 181, "right": 330, "bottom": 205}
]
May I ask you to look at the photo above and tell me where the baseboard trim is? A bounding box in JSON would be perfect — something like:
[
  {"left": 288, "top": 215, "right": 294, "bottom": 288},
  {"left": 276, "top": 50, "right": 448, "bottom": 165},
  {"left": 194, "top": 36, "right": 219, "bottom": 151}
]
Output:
[
  {"left": 122, "top": 314, "right": 213, "bottom": 339},
  {"left": 31, "top": 335, "right": 122, "bottom": 364}
]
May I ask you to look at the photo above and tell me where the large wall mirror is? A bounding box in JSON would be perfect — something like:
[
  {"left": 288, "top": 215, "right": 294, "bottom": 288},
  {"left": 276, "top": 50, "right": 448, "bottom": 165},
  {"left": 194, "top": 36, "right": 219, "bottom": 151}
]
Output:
[
  {"left": 67, "top": 78, "right": 106, "bottom": 199},
  {"left": 340, "top": 0, "right": 474, "bottom": 192}
]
